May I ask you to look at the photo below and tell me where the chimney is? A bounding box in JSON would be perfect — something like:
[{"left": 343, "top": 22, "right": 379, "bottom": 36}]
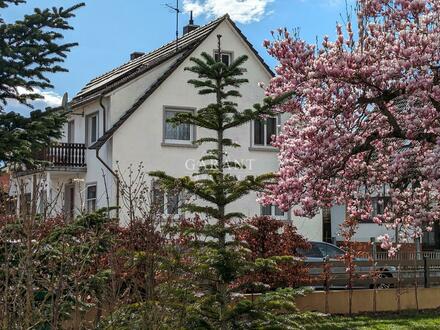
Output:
[
  {"left": 183, "top": 11, "right": 199, "bottom": 35},
  {"left": 130, "top": 51, "right": 144, "bottom": 60}
]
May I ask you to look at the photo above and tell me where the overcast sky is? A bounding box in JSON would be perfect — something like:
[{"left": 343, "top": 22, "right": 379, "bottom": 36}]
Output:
[{"left": 3, "top": 0, "right": 355, "bottom": 114}]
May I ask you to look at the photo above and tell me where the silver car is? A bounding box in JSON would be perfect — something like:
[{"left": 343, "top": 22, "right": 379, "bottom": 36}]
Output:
[{"left": 297, "top": 241, "right": 395, "bottom": 289}]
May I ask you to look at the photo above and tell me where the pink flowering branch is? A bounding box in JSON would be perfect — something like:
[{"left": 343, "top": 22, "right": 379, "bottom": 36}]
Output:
[{"left": 262, "top": 0, "right": 440, "bottom": 248}]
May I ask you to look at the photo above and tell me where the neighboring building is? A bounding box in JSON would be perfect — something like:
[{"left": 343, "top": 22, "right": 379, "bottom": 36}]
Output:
[{"left": 8, "top": 14, "right": 323, "bottom": 241}]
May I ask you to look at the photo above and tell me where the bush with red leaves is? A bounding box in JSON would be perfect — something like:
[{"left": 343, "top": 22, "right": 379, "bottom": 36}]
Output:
[{"left": 236, "top": 216, "right": 310, "bottom": 291}]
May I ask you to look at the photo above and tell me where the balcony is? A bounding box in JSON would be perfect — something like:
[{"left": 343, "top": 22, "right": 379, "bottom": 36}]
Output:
[{"left": 41, "top": 143, "right": 86, "bottom": 168}]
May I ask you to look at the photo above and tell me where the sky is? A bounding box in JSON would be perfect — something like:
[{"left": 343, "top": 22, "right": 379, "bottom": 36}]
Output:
[{"left": 3, "top": 0, "right": 356, "bottom": 114}]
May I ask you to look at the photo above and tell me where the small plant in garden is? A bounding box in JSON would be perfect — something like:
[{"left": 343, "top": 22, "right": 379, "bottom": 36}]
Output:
[{"left": 235, "top": 215, "right": 310, "bottom": 291}]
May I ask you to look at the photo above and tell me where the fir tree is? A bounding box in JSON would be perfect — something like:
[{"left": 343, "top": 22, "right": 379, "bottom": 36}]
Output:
[
  {"left": 150, "top": 35, "right": 292, "bottom": 329},
  {"left": 0, "top": 0, "right": 84, "bottom": 167}
]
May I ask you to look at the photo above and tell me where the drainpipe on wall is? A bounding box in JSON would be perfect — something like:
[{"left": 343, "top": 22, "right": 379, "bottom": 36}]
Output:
[{"left": 95, "top": 95, "right": 120, "bottom": 220}]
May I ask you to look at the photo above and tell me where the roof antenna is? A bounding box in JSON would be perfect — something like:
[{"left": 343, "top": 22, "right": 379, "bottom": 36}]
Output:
[
  {"left": 189, "top": 10, "right": 194, "bottom": 25},
  {"left": 165, "top": 0, "right": 181, "bottom": 52}
]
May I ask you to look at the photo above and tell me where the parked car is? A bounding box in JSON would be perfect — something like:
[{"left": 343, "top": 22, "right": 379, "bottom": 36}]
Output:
[{"left": 297, "top": 241, "right": 396, "bottom": 289}]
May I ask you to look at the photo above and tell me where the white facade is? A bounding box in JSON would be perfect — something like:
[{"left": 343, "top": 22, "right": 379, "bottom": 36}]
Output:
[
  {"left": 8, "top": 16, "right": 407, "bottom": 245},
  {"left": 9, "top": 17, "right": 323, "bottom": 241}
]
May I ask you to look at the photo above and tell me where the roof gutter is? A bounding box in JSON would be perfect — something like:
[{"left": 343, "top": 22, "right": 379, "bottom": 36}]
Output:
[{"left": 96, "top": 95, "right": 120, "bottom": 219}]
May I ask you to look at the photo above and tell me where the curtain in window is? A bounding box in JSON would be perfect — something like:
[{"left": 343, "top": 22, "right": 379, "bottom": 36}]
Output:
[
  {"left": 165, "top": 111, "right": 190, "bottom": 141},
  {"left": 254, "top": 119, "right": 265, "bottom": 145},
  {"left": 152, "top": 182, "right": 164, "bottom": 213},
  {"left": 266, "top": 117, "right": 277, "bottom": 145},
  {"left": 91, "top": 116, "right": 97, "bottom": 143},
  {"left": 261, "top": 205, "right": 272, "bottom": 216},
  {"left": 167, "top": 191, "right": 179, "bottom": 215},
  {"left": 86, "top": 185, "right": 97, "bottom": 213}
]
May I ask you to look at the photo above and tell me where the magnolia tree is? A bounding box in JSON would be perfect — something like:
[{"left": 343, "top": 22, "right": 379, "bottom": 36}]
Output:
[{"left": 262, "top": 0, "right": 440, "bottom": 252}]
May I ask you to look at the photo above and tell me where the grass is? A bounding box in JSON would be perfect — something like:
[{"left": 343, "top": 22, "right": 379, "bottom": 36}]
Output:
[{"left": 304, "top": 310, "right": 440, "bottom": 330}]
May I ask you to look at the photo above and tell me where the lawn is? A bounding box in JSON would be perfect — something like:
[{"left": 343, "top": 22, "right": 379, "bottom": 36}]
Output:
[{"left": 305, "top": 310, "right": 440, "bottom": 330}]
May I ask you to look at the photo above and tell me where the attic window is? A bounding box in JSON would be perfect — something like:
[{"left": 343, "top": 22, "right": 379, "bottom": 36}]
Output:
[{"left": 214, "top": 51, "right": 232, "bottom": 66}]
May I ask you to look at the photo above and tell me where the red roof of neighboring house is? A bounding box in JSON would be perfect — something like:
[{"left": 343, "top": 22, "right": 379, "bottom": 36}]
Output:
[{"left": 0, "top": 173, "right": 10, "bottom": 191}]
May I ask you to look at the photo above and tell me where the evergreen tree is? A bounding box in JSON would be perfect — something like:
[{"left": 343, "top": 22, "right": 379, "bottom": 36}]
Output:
[
  {"left": 0, "top": 0, "right": 84, "bottom": 167},
  {"left": 150, "top": 35, "right": 292, "bottom": 329}
]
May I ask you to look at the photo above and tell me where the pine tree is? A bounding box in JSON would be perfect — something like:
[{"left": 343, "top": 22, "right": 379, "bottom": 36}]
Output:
[
  {"left": 0, "top": 1, "right": 84, "bottom": 167},
  {"left": 150, "top": 35, "right": 291, "bottom": 329}
]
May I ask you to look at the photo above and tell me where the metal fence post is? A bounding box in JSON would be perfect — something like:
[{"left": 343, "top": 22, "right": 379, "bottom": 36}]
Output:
[
  {"left": 423, "top": 256, "right": 430, "bottom": 288},
  {"left": 415, "top": 237, "right": 421, "bottom": 260},
  {"left": 370, "top": 237, "right": 376, "bottom": 258}
]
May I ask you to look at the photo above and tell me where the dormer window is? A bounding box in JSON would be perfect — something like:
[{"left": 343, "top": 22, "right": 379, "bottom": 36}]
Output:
[{"left": 214, "top": 51, "right": 232, "bottom": 66}]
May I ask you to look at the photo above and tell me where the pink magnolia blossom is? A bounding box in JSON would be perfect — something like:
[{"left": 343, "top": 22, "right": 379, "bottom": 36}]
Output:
[{"left": 262, "top": 0, "right": 440, "bottom": 249}]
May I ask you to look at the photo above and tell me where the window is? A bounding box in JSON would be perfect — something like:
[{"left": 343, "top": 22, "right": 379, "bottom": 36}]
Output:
[
  {"left": 261, "top": 204, "right": 287, "bottom": 219},
  {"left": 86, "top": 113, "right": 99, "bottom": 145},
  {"left": 316, "top": 242, "right": 344, "bottom": 258},
  {"left": 67, "top": 121, "right": 75, "bottom": 143},
  {"left": 214, "top": 51, "right": 232, "bottom": 66},
  {"left": 371, "top": 196, "right": 390, "bottom": 217},
  {"left": 423, "top": 223, "right": 440, "bottom": 249},
  {"left": 253, "top": 116, "right": 280, "bottom": 147},
  {"left": 86, "top": 185, "right": 97, "bottom": 213},
  {"left": 163, "top": 108, "right": 194, "bottom": 145},
  {"left": 38, "top": 190, "right": 47, "bottom": 215},
  {"left": 151, "top": 181, "right": 181, "bottom": 216},
  {"left": 167, "top": 191, "right": 179, "bottom": 215},
  {"left": 322, "top": 207, "right": 332, "bottom": 243},
  {"left": 297, "top": 244, "right": 322, "bottom": 258},
  {"left": 152, "top": 182, "right": 165, "bottom": 213}
]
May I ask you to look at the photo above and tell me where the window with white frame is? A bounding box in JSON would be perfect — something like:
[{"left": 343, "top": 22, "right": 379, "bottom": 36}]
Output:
[
  {"left": 67, "top": 120, "right": 75, "bottom": 143},
  {"left": 253, "top": 116, "right": 280, "bottom": 147},
  {"left": 86, "top": 113, "right": 99, "bottom": 145},
  {"left": 86, "top": 184, "right": 97, "bottom": 213},
  {"left": 261, "top": 204, "right": 288, "bottom": 220},
  {"left": 163, "top": 108, "right": 194, "bottom": 144},
  {"left": 214, "top": 51, "right": 232, "bottom": 66},
  {"left": 151, "top": 181, "right": 181, "bottom": 216},
  {"left": 371, "top": 196, "right": 390, "bottom": 217}
]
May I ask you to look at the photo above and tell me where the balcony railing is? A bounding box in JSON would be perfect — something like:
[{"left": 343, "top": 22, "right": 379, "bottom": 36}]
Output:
[{"left": 41, "top": 143, "right": 86, "bottom": 168}]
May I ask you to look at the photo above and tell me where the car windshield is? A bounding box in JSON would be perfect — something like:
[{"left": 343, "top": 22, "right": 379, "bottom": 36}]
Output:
[
  {"left": 297, "top": 244, "right": 322, "bottom": 258},
  {"left": 316, "top": 243, "right": 344, "bottom": 258}
]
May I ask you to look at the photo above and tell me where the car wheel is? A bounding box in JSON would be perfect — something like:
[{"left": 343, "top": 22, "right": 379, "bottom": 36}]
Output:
[{"left": 373, "top": 272, "right": 393, "bottom": 289}]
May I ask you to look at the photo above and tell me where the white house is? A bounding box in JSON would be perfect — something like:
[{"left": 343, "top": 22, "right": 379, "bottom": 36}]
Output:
[
  {"left": 10, "top": 14, "right": 421, "bottom": 248},
  {"left": 9, "top": 14, "right": 324, "bottom": 241}
]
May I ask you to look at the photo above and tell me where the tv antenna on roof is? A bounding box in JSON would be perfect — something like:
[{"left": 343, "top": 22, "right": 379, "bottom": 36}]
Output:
[{"left": 165, "top": 0, "right": 181, "bottom": 52}]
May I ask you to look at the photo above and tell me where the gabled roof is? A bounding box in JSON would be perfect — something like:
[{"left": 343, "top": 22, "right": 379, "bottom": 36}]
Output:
[
  {"left": 72, "top": 15, "right": 228, "bottom": 107},
  {"left": 88, "top": 14, "right": 274, "bottom": 150}
]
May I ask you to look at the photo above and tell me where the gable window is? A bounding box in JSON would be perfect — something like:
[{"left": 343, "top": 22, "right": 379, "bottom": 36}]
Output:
[
  {"left": 261, "top": 204, "right": 288, "bottom": 220},
  {"left": 163, "top": 108, "right": 194, "bottom": 145},
  {"left": 86, "top": 184, "right": 97, "bottom": 213},
  {"left": 86, "top": 113, "right": 99, "bottom": 146},
  {"left": 253, "top": 116, "right": 280, "bottom": 147},
  {"left": 214, "top": 51, "right": 232, "bottom": 66}
]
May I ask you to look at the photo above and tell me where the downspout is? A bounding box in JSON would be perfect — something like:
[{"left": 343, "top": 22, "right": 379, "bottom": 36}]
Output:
[{"left": 96, "top": 95, "right": 120, "bottom": 219}]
